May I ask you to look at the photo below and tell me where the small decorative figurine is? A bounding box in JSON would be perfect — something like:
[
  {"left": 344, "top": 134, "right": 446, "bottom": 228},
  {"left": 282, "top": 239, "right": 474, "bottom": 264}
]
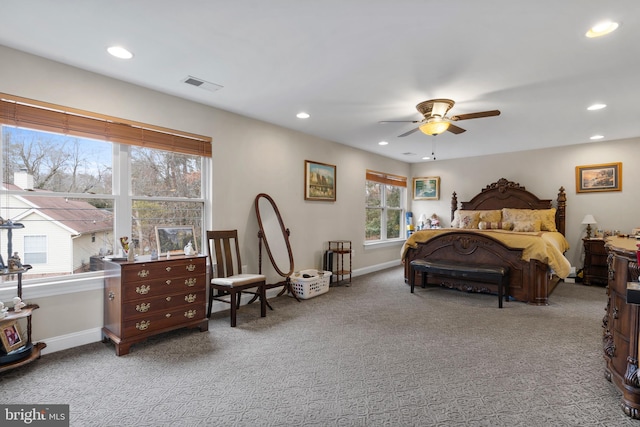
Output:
[
  {"left": 183, "top": 241, "right": 194, "bottom": 256},
  {"left": 8, "top": 252, "right": 22, "bottom": 271},
  {"left": 430, "top": 213, "right": 440, "bottom": 229},
  {"left": 150, "top": 249, "right": 158, "bottom": 260},
  {"left": 0, "top": 301, "right": 8, "bottom": 319},
  {"left": 12, "top": 296, "right": 26, "bottom": 312}
]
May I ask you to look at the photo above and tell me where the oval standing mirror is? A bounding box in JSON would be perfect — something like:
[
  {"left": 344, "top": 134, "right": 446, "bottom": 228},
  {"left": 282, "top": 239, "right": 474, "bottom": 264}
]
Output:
[{"left": 255, "top": 193, "right": 294, "bottom": 278}]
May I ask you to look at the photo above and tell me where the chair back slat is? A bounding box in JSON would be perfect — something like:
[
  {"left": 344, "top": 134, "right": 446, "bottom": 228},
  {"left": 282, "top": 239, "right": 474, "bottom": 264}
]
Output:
[{"left": 207, "top": 230, "right": 243, "bottom": 278}]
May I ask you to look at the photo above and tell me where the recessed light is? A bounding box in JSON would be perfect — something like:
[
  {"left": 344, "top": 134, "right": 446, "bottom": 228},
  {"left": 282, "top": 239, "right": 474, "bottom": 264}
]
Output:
[
  {"left": 296, "top": 112, "right": 310, "bottom": 119},
  {"left": 586, "top": 21, "right": 619, "bottom": 38},
  {"left": 587, "top": 104, "right": 607, "bottom": 111},
  {"left": 590, "top": 135, "right": 604, "bottom": 140},
  {"left": 378, "top": 141, "right": 388, "bottom": 146},
  {"left": 107, "top": 46, "right": 134, "bottom": 59},
  {"left": 422, "top": 156, "right": 431, "bottom": 160}
]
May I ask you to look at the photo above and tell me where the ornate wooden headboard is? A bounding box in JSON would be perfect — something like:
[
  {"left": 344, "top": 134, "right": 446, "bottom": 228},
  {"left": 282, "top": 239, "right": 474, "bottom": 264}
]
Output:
[{"left": 450, "top": 178, "right": 567, "bottom": 235}]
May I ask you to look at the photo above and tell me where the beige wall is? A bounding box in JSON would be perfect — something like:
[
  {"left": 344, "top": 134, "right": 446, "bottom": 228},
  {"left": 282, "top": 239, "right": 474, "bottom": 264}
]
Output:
[{"left": 1, "top": 44, "right": 638, "bottom": 351}]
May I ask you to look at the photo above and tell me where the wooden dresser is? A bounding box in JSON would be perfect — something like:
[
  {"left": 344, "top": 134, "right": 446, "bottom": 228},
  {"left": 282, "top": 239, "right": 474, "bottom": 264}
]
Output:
[
  {"left": 603, "top": 237, "right": 640, "bottom": 418},
  {"left": 102, "top": 255, "right": 209, "bottom": 356},
  {"left": 583, "top": 238, "right": 608, "bottom": 285}
]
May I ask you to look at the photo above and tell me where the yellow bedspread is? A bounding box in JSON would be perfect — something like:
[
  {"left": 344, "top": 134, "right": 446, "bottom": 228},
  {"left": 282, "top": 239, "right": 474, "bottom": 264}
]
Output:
[{"left": 401, "top": 229, "right": 571, "bottom": 278}]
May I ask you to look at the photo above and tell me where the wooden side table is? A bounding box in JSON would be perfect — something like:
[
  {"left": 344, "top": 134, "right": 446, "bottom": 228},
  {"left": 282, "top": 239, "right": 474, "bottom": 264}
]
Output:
[{"left": 583, "top": 238, "right": 608, "bottom": 286}]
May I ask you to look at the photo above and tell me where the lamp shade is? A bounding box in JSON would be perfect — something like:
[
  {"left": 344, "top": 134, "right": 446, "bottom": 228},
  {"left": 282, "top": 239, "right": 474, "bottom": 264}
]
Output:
[
  {"left": 419, "top": 118, "right": 450, "bottom": 135},
  {"left": 581, "top": 214, "right": 597, "bottom": 225}
]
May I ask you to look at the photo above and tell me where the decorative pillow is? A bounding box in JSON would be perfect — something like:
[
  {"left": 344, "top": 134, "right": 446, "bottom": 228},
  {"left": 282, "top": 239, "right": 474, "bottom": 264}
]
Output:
[
  {"left": 477, "top": 210, "right": 503, "bottom": 223},
  {"left": 512, "top": 220, "right": 542, "bottom": 232},
  {"left": 451, "top": 210, "right": 502, "bottom": 228},
  {"left": 533, "top": 208, "right": 557, "bottom": 232},
  {"left": 478, "top": 221, "right": 514, "bottom": 230},
  {"left": 458, "top": 211, "right": 481, "bottom": 229},
  {"left": 502, "top": 208, "right": 557, "bottom": 232}
]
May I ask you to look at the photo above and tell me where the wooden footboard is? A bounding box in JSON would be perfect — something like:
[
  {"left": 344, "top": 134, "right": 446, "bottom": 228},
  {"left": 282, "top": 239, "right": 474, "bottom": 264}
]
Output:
[{"left": 403, "top": 231, "right": 558, "bottom": 305}]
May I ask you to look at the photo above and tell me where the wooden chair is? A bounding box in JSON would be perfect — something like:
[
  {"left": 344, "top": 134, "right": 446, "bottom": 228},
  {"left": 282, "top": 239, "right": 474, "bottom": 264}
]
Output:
[{"left": 206, "top": 230, "right": 267, "bottom": 327}]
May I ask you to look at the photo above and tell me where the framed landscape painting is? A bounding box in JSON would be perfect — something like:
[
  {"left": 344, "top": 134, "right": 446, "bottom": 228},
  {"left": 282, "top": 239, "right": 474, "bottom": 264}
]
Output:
[
  {"left": 155, "top": 226, "right": 198, "bottom": 255},
  {"left": 413, "top": 177, "right": 440, "bottom": 200},
  {"left": 575, "top": 162, "right": 622, "bottom": 193},
  {"left": 305, "top": 160, "right": 336, "bottom": 201}
]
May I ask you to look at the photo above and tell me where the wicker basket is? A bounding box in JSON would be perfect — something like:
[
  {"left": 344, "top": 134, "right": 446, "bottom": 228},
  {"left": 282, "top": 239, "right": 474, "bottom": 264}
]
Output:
[{"left": 290, "top": 270, "right": 332, "bottom": 299}]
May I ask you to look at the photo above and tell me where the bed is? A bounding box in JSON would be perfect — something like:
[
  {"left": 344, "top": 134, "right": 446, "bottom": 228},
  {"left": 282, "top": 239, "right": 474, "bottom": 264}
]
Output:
[{"left": 402, "top": 178, "right": 570, "bottom": 305}]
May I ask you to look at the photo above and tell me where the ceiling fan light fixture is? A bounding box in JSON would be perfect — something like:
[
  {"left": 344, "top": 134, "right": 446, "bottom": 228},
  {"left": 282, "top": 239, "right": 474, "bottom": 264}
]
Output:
[{"left": 419, "top": 118, "right": 450, "bottom": 136}]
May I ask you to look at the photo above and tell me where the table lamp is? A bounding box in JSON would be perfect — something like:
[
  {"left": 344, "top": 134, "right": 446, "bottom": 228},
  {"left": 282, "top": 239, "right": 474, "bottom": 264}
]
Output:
[{"left": 582, "top": 214, "right": 597, "bottom": 238}]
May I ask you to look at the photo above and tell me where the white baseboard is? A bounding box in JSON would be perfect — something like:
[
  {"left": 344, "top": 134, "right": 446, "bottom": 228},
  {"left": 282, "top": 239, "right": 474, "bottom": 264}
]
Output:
[
  {"left": 39, "top": 260, "right": 402, "bottom": 355},
  {"left": 40, "top": 327, "right": 103, "bottom": 355}
]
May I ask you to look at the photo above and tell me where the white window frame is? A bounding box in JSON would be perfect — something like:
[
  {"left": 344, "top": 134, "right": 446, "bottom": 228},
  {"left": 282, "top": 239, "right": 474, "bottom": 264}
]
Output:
[{"left": 365, "top": 178, "right": 406, "bottom": 247}]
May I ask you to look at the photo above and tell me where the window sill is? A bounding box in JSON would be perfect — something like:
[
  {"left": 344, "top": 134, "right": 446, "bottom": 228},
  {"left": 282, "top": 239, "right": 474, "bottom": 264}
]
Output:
[
  {"left": 0, "top": 272, "right": 105, "bottom": 301},
  {"left": 363, "top": 239, "right": 406, "bottom": 250}
]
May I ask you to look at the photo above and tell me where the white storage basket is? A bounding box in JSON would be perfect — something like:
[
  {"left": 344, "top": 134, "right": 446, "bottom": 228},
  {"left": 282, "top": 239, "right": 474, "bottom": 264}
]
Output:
[{"left": 290, "top": 270, "right": 332, "bottom": 299}]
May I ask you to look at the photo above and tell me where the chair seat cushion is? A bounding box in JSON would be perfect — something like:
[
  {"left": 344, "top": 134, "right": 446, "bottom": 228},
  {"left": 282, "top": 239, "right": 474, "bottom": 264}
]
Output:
[{"left": 211, "top": 273, "right": 266, "bottom": 287}]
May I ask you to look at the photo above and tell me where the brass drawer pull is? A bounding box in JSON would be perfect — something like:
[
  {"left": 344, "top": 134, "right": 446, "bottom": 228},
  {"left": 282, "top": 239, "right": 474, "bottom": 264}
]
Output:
[
  {"left": 165, "top": 313, "right": 172, "bottom": 318},
  {"left": 185, "top": 278, "right": 197, "bottom": 287},
  {"left": 136, "top": 303, "right": 151, "bottom": 313},
  {"left": 137, "top": 269, "right": 149, "bottom": 278},
  {"left": 184, "top": 310, "right": 196, "bottom": 319},
  {"left": 186, "top": 264, "right": 196, "bottom": 272},
  {"left": 136, "top": 285, "right": 151, "bottom": 295},
  {"left": 165, "top": 279, "right": 172, "bottom": 285},
  {"left": 165, "top": 266, "right": 172, "bottom": 272},
  {"left": 166, "top": 296, "right": 172, "bottom": 302},
  {"left": 136, "top": 320, "right": 150, "bottom": 330},
  {"left": 185, "top": 294, "right": 197, "bottom": 303}
]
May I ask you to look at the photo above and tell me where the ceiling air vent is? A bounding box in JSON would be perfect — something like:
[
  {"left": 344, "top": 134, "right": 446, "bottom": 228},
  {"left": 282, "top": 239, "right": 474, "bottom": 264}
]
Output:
[{"left": 182, "top": 76, "right": 223, "bottom": 93}]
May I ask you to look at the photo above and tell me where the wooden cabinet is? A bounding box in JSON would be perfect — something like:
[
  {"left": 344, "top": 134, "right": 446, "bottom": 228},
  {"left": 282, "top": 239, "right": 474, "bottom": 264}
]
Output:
[
  {"left": 102, "top": 255, "right": 209, "bottom": 356},
  {"left": 0, "top": 268, "right": 46, "bottom": 372},
  {"left": 603, "top": 237, "right": 640, "bottom": 418},
  {"left": 583, "top": 238, "right": 608, "bottom": 285}
]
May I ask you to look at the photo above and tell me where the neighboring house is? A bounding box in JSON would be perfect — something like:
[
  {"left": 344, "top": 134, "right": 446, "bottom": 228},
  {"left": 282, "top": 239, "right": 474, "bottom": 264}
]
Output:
[{"left": 0, "top": 177, "right": 113, "bottom": 278}]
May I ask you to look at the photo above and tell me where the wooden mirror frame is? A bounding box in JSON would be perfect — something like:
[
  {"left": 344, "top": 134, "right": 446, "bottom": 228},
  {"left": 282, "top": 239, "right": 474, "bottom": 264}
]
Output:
[{"left": 254, "top": 193, "right": 294, "bottom": 278}]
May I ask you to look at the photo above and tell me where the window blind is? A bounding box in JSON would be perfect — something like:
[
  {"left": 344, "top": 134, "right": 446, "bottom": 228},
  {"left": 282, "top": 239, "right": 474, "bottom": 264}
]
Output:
[
  {"left": 366, "top": 169, "right": 407, "bottom": 187},
  {"left": 0, "top": 93, "right": 212, "bottom": 157}
]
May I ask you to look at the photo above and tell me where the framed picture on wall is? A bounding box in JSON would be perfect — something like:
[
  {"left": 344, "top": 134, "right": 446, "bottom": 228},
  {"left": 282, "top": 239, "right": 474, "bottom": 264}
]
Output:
[
  {"left": 413, "top": 177, "right": 440, "bottom": 200},
  {"left": 575, "top": 162, "right": 622, "bottom": 193},
  {"left": 304, "top": 160, "right": 336, "bottom": 201}
]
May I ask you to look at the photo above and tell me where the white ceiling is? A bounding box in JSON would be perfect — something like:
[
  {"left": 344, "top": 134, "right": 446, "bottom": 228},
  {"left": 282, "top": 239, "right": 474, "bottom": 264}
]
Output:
[{"left": 1, "top": 1, "right": 639, "bottom": 163}]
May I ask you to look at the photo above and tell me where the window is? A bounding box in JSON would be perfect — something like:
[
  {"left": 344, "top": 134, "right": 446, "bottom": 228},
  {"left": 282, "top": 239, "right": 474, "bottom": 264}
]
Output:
[
  {"left": 365, "top": 170, "right": 407, "bottom": 242},
  {"left": 24, "top": 235, "right": 47, "bottom": 264},
  {"left": 0, "top": 94, "right": 212, "bottom": 285}
]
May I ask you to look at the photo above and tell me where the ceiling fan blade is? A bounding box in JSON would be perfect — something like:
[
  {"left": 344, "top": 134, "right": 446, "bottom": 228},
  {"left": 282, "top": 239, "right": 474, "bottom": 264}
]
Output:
[
  {"left": 378, "top": 120, "right": 420, "bottom": 124},
  {"left": 447, "top": 123, "right": 466, "bottom": 134},
  {"left": 398, "top": 127, "right": 420, "bottom": 137},
  {"left": 450, "top": 110, "right": 501, "bottom": 121}
]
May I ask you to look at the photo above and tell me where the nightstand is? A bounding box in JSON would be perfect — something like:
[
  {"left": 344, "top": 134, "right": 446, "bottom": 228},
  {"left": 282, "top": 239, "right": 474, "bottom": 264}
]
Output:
[{"left": 583, "top": 238, "right": 608, "bottom": 286}]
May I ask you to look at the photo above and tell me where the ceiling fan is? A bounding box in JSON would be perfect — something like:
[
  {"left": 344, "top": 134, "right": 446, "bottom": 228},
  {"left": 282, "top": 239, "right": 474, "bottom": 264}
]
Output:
[{"left": 381, "top": 99, "right": 500, "bottom": 137}]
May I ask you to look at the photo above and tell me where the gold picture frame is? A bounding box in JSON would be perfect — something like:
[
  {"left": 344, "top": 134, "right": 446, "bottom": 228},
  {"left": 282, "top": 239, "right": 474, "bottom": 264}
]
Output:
[
  {"left": 1, "top": 320, "right": 25, "bottom": 353},
  {"left": 304, "top": 160, "right": 336, "bottom": 201},
  {"left": 576, "top": 162, "right": 622, "bottom": 193},
  {"left": 413, "top": 177, "right": 440, "bottom": 200}
]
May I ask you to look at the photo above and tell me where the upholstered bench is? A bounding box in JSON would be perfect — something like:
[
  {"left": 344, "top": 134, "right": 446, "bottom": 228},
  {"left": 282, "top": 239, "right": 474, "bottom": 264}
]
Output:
[{"left": 409, "top": 259, "right": 510, "bottom": 308}]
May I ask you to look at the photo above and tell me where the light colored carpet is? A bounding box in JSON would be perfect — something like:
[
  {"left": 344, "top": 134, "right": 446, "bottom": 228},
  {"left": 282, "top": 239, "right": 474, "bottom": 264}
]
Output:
[{"left": 0, "top": 266, "right": 634, "bottom": 426}]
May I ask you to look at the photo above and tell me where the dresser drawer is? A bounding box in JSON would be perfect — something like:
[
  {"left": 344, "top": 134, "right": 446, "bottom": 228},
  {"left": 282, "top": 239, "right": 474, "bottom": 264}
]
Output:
[
  {"left": 122, "top": 304, "right": 206, "bottom": 338},
  {"left": 122, "top": 290, "right": 206, "bottom": 319},
  {"left": 122, "top": 273, "right": 205, "bottom": 301},
  {"left": 122, "top": 257, "right": 206, "bottom": 284}
]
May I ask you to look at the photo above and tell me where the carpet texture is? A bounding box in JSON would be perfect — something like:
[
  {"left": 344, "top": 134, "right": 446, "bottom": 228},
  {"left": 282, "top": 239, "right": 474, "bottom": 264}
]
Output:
[{"left": 0, "top": 266, "right": 634, "bottom": 426}]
